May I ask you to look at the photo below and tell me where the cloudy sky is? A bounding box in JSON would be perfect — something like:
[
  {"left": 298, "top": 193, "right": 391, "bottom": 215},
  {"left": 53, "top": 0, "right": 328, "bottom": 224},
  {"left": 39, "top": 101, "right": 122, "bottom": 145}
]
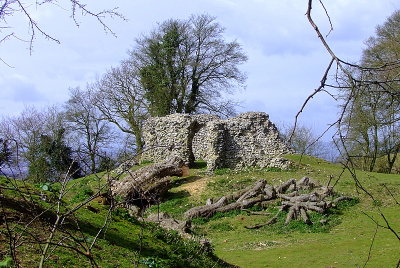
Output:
[{"left": 1, "top": 0, "right": 399, "bottom": 136}]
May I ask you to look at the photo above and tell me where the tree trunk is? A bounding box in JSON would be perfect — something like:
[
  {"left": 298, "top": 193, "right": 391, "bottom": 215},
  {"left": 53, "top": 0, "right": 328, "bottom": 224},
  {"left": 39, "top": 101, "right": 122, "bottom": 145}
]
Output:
[
  {"left": 386, "top": 143, "right": 400, "bottom": 173},
  {"left": 111, "top": 156, "right": 185, "bottom": 208},
  {"left": 184, "top": 77, "right": 199, "bottom": 114}
]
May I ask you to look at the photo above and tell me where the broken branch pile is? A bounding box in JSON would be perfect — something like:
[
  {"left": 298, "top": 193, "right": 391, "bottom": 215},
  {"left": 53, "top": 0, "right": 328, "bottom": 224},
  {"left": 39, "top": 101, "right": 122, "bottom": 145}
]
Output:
[{"left": 184, "top": 177, "right": 352, "bottom": 227}]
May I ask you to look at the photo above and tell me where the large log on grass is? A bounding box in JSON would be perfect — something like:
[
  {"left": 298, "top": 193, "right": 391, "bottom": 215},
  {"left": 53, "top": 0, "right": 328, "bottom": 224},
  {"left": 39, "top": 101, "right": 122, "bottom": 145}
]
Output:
[
  {"left": 111, "top": 156, "right": 185, "bottom": 207},
  {"left": 184, "top": 196, "right": 229, "bottom": 219}
]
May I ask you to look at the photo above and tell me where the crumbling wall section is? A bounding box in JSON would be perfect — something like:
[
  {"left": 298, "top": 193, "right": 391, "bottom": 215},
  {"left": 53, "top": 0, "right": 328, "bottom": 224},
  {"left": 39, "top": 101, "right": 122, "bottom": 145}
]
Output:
[
  {"left": 142, "top": 112, "right": 292, "bottom": 170},
  {"left": 191, "top": 114, "right": 220, "bottom": 161},
  {"left": 202, "top": 112, "right": 291, "bottom": 169},
  {"left": 142, "top": 114, "right": 195, "bottom": 165}
]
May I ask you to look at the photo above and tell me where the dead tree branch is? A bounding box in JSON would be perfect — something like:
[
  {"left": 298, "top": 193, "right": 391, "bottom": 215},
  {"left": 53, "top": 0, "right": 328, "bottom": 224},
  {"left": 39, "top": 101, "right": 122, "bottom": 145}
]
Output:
[{"left": 0, "top": 0, "right": 126, "bottom": 59}]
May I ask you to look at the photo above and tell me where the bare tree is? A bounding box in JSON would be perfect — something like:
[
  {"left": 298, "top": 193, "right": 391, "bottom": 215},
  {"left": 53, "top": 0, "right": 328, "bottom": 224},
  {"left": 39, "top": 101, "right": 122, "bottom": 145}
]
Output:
[
  {"left": 340, "top": 10, "right": 400, "bottom": 173},
  {"left": 132, "top": 14, "right": 247, "bottom": 117},
  {"left": 293, "top": 1, "right": 400, "bottom": 174},
  {"left": 65, "top": 87, "right": 115, "bottom": 174},
  {"left": 9, "top": 107, "right": 48, "bottom": 165},
  {"left": 93, "top": 61, "right": 148, "bottom": 153},
  {"left": 280, "top": 123, "right": 333, "bottom": 160}
]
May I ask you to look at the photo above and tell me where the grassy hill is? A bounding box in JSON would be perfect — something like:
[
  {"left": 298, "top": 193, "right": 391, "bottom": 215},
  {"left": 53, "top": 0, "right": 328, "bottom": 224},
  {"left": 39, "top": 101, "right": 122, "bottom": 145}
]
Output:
[{"left": 1, "top": 154, "right": 399, "bottom": 267}]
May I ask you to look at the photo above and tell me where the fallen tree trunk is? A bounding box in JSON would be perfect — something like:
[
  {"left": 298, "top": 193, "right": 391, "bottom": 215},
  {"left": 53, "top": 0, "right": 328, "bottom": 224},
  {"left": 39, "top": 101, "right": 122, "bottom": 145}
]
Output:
[
  {"left": 245, "top": 191, "right": 352, "bottom": 229},
  {"left": 184, "top": 179, "right": 277, "bottom": 220},
  {"left": 184, "top": 196, "right": 228, "bottom": 219},
  {"left": 111, "top": 156, "right": 185, "bottom": 208},
  {"left": 241, "top": 209, "right": 272, "bottom": 216}
]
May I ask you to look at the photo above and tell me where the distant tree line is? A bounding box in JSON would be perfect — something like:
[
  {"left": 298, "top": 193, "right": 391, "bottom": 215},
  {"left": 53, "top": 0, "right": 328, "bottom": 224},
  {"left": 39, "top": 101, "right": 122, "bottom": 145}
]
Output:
[{"left": 279, "top": 124, "right": 338, "bottom": 162}]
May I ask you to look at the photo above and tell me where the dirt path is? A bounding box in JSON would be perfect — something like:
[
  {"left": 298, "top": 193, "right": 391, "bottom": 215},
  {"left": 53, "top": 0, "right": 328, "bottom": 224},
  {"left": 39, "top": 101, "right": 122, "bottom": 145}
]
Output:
[{"left": 178, "top": 177, "right": 208, "bottom": 197}]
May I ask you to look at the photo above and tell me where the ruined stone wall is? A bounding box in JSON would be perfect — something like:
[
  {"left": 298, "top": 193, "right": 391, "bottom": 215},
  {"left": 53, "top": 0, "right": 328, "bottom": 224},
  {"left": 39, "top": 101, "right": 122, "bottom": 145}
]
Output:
[
  {"left": 201, "top": 112, "right": 291, "bottom": 170},
  {"left": 142, "top": 112, "right": 292, "bottom": 170},
  {"left": 191, "top": 114, "right": 220, "bottom": 161},
  {"left": 142, "top": 114, "right": 195, "bottom": 165}
]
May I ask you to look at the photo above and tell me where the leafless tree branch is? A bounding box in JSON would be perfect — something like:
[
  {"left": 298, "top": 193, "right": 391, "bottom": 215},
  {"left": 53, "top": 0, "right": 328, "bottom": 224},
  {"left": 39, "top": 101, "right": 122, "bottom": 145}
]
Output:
[{"left": 0, "top": 0, "right": 126, "bottom": 59}]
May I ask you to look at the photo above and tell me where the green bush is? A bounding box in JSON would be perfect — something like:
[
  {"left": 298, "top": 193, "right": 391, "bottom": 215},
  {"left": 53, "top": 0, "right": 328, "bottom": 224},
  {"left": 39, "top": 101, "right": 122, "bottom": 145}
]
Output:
[{"left": 139, "top": 257, "right": 171, "bottom": 268}]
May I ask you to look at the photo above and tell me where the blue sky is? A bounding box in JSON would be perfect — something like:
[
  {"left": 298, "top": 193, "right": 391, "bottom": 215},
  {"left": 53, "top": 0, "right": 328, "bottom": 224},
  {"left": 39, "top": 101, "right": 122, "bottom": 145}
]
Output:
[{"left": 1, "top": 0, "right": 399, "bottom": 137}]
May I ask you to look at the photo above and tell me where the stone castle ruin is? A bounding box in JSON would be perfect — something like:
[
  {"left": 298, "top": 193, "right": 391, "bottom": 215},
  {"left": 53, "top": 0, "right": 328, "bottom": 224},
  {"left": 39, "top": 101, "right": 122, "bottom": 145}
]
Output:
[{"left": 141, "top": 112, "right": 292, "bottom": 171}]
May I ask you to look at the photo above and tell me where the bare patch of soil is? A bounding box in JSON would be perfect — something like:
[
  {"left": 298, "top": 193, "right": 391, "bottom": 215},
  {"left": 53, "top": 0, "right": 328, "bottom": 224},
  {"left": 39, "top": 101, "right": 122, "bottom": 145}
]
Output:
[{"left": 178, "top": 177, "right": 208, "bottom": 197}]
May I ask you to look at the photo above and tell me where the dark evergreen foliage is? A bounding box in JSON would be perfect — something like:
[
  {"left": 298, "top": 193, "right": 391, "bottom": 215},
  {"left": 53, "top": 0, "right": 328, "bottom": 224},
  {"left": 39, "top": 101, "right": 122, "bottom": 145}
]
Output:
[{"left": 27, "top": 129, "right": 81, "bottom": 182}]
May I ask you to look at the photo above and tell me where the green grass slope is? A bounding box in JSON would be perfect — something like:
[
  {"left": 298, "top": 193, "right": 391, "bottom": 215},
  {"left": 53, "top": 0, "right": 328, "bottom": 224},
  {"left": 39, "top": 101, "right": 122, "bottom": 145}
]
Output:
[{"left": 0, "top": 173, "right": 231, "bottom": 268}]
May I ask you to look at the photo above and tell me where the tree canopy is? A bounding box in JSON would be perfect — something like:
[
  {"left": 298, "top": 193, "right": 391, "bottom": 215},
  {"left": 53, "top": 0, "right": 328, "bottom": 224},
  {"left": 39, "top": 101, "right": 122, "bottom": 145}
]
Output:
[
  {"left": 0, "top": 138, "right": 12, "bottom": 168},
  {"left": 27, "top": 128, "right": 82, "bottom": 182},
  {"left": 132, "top": 14, "right": 247, "bottom": 117}
]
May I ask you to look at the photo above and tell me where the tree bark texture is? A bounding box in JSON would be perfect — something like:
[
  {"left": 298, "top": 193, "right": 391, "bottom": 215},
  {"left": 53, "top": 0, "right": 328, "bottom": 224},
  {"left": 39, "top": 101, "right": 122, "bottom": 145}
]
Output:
[{"left": 111, "top": 156, "right": 185, "bottom": 208}]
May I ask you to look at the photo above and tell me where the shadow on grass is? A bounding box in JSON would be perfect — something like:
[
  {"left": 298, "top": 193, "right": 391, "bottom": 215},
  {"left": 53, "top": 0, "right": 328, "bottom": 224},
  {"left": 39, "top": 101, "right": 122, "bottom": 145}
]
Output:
[
  {"left": 1, "top": 184, "right": 236, "bottom": 267},
  {"left": 1, "top": 194, "right": 170, "bottom": 259},
  {"left": 77, "top": 215, "right": 171, "bottom": 259},
  {"left": 78, "top": 217, "right": 237, "bottom": 267},
  {"left": 166, "top": 189, "right": 190, "bottom": 200},
  {"left": 174, "top": 175, "right": 203, "bottom": 186},
  {"left": 191, "top": 161, "right": 207, "bottom": 169}
]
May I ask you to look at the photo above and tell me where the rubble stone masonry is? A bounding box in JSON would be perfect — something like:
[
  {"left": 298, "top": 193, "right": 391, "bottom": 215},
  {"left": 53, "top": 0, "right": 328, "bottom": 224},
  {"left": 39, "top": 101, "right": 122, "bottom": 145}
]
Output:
[{"left": 142, "top": 112, "right": 293, "bottom": 171}]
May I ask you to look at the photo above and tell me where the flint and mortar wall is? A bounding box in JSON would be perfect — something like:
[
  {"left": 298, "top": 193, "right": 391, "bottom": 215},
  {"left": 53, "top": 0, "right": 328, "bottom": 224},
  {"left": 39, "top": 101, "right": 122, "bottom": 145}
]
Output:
[
  {"left": 142, "top": 112, "right": 292, "bottom": 170},
  {"left": 142, "top": 114, "right": 195, "bottom": 165}
]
